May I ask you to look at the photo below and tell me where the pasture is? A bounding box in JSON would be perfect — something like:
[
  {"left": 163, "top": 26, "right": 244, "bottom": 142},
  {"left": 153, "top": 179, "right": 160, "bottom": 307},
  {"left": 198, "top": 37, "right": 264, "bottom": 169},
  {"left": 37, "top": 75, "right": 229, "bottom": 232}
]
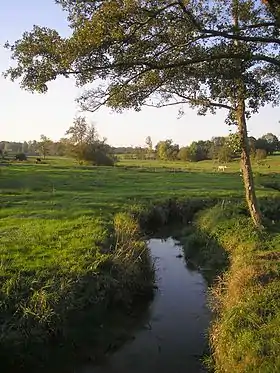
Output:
[
  {"left": 1, "top": 155, "right": 280, "bottom": 279},
  {"left": 1, "top": 155, "right": 280, "bottom": 370}
]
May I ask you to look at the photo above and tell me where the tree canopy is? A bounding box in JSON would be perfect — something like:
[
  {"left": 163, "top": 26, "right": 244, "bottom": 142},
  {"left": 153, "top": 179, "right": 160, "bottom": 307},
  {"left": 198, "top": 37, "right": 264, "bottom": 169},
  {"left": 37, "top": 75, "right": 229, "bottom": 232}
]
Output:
[{"left": 4, "top": 0, "right": 280, "bottom": 120}]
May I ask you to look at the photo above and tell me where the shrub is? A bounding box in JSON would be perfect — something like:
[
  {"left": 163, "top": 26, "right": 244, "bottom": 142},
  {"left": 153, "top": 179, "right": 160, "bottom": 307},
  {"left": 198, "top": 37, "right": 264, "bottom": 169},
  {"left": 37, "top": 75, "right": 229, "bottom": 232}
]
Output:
[
  {"left": 255, "top": 148, "right": 267, "bottom": 162},
  {"left": 15, "top": 153, "right": 27, "bottom": 161}
]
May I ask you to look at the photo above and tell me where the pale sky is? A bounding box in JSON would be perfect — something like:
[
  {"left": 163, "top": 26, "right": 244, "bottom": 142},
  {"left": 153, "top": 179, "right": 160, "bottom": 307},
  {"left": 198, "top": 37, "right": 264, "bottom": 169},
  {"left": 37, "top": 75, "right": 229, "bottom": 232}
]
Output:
[{"left": 0, "top": 0, "right": 279, "bottom": 147}]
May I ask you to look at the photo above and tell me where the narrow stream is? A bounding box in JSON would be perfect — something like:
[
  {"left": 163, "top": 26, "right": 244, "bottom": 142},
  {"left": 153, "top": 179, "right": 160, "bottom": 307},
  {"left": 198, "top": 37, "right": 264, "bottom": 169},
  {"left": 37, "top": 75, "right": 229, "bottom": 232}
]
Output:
[{"left": 81, "top": 237, "right": 210, "bottom": 373}]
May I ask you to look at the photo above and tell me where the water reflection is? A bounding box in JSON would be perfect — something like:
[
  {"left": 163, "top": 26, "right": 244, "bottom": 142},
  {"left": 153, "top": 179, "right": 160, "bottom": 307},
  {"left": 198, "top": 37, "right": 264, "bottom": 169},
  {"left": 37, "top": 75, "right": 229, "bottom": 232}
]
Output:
[{"left": 80, "top": 238, "right": 210, "bottom": 373}]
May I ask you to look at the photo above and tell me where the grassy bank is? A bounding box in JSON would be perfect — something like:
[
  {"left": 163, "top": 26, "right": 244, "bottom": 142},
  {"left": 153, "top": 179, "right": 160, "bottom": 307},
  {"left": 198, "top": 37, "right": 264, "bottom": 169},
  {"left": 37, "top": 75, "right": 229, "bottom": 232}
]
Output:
[
  {"left": 192, "top": 205, "right": 280, "bottom": 373},
  {"left": 1, "top": 159, "right": 280, "bottom": 370},
  {"left": 0, "top": 210, "right": 153, "bottom": 372}
]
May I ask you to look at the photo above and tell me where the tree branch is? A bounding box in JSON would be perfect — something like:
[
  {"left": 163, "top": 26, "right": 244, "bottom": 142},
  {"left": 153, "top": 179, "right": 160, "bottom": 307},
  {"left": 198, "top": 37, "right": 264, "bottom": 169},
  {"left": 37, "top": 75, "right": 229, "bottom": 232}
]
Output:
[
  {"left": 59, "top": 52, "right": 280, "bottom": 77},
  {"left": 202, "top": 28, "right": 280, "bottom": 44},
  {"left": 145, "top": 95, "right": 236, "bottom": 111}
]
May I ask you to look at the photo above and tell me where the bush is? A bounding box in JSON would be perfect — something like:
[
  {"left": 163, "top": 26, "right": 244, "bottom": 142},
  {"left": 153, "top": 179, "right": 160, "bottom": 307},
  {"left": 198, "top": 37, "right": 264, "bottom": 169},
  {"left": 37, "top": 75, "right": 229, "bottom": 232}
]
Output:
[
  {"left": 91, "top": 151, "right": 116, "bottom": 166},
  {"left": 255, "top": 148, "right": 267, "bottom": 162},
  {"left": 74, "top": 143, "right": 116, "bottom": 166},
  {"left": 15, "top": 153, "right": 27, "bottom": 161}
]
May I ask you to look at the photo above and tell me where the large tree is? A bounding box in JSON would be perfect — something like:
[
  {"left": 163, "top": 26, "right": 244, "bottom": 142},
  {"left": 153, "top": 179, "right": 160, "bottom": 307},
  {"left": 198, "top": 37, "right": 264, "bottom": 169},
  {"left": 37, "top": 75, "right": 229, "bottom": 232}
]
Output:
[
  {"left": 4, "top": 0, "right": 280, "bottom": 227},
  {"left": 38, "top": 135, "right": 52, "bottom": 159}
]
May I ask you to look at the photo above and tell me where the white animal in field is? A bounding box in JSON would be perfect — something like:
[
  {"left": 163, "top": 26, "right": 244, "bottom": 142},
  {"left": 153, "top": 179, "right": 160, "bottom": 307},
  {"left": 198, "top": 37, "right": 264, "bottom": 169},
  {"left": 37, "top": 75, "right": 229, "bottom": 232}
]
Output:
[{"left": 218, "top": 165, "right": 227, "bottom": 172}]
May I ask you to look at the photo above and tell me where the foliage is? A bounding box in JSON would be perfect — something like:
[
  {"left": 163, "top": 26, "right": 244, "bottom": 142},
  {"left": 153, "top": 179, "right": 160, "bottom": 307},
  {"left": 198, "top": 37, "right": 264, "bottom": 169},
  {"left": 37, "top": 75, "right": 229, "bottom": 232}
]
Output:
[
  {"left": 216, "top": 145, "right": 233, "bottom": 163},
  {"left": 188, "top": 140, "right": 212, "bottom": 162},
  {"left": 155, "top": 139, "right": 179, "bottom": 161},
  {"left": 1, "top": 130, "right": 279, "bottom": 164},
  {"left": 4, "top": 1, "right": 279, "bottom": 117},
  {"left": 15, "top": 153, "right": 27, "bottom": 161},
  {"left": 66, "top": 116, "right": 115, "bottom": 166},
  {"left": 145, "top": 136, "right": 153, "bottom": 151},
  {"left": 177, "top": 146, "right": 190, "bottom": 161},
  {"left": 261, "top": 133, "right": 279, "bottom": 154},
  {"left": 255, "top": 148, "right": 268, "bottom": 161},
  {"left": 145, "top": 136, "right": 155, "bottom": 159},
  {"left": 196, "top": 205, "right": 280, "bottom": 373},
  {"left": 38, "top": 135, "right": 53, "bottom": 159}
]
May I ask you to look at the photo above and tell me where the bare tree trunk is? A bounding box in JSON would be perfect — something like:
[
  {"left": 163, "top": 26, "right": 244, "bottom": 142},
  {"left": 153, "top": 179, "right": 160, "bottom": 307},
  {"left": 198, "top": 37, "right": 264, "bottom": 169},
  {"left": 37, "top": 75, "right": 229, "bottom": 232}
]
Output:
[{"left": 237, "top": 98, "right": 263, "bottom": 229}]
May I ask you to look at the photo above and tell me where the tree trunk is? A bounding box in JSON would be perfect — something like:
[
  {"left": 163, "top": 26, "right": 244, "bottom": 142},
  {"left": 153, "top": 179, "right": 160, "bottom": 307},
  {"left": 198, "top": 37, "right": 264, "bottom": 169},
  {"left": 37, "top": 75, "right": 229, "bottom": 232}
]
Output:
[
  {"left": 237, "top": 98, "right": 263, "bottom": 229},
  {"left": 232, "top": 0, "right": 263, "bottom": 229}
]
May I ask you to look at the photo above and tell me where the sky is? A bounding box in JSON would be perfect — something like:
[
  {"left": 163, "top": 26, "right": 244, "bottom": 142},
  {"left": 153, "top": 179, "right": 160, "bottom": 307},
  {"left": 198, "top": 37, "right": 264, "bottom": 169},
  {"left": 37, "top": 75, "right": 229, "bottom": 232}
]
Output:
[{"left": 0, "top": 0, "right": 279, "bottom": 147}]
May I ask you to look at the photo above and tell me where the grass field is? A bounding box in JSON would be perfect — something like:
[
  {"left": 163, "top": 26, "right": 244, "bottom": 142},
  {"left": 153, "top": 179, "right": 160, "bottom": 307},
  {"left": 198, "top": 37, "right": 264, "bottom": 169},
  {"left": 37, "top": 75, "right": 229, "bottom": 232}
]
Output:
[
  {"left": 119, "top": 155, "right": 280, "bottom": 173},
  {"left": 1, "top": 155, "right": 280, "bottom": 370}
]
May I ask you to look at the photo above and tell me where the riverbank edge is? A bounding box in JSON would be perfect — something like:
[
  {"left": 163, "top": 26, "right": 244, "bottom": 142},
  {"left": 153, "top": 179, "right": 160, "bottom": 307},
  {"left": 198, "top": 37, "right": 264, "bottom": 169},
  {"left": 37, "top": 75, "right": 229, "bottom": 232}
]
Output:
[
  {"left": 190, "top": 205, "right": 280, "bottom": 373},
  {"left": 3, "top": 197, "right": 280, "bottom": 372},
  {"left": 1, "top": 197, "right": 217, "bottom": 371},
  {"left": 1, "top": 212, "right": 154, "bottom": 372}
]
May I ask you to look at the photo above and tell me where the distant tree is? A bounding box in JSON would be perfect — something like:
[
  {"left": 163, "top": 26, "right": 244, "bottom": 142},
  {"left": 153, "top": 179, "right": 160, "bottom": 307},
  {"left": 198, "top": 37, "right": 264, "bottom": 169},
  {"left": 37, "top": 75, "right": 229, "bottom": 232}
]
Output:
[
  {"left": 4, "top": 142, "right": 10, "bottom": 153},
  {"left": 56, "top": 138, "right": 70, "bottom": 156},
  {"left": 133, "top": 147, "right": 146, "bottom": 160},
  {"left": 38, "top": 135, "right": 52, "bottom": 159},
  {"left": 21, "top": 141, "right": 29, "bottom": 154},
  {"left": 178, "top": 147, "right": 191, "bottom": 161},
  {"left": 66, "top": 116, "right": 114, "bottom": 166},
  {"left": 184, "top": 141, "right": 211, "bottom": 162},
  {"left": 145, "top": 136, "right": 153, "bottom": 151},
  {"left": 209, "top": 137, "right": 227, "bottom": 160},
  {"left": 217, "top": 146, "right": 233, "bottom": 163},
  {"left": 27, "top": 140, "right": 39, "bottom": 155},
  {"left": 255, "top": 138, "right": 269, "bottom": 153},
  {"left": 155, "top": 140, "right": 179, "bottom": 161},
  {"left": 188, "top": 142, "right": 201, "bottom": 162},
  {"left": 169, "top": 143, "right": 180, "bottom": 161},
  {"left": 145, "top": 136, "right": 154, "bottom": 159},
  {"left": 155, "top": 141, "right": 169, "bottom": 161},
  {"left": 255, "top": 148, "right": 267, "bottom": 162},
  {"left": 82, "top": 143, "right": 115, "bottom": 166},
  {"left": 261, "top": 133, "right": 279, "bottom": 154}
]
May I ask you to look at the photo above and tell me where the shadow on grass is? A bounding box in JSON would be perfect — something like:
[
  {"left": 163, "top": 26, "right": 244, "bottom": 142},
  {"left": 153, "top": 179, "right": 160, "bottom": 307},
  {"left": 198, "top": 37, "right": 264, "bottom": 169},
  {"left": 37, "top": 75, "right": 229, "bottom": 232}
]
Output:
[{"left": 0, "top": 258, "right": 154, "bottom": 373}]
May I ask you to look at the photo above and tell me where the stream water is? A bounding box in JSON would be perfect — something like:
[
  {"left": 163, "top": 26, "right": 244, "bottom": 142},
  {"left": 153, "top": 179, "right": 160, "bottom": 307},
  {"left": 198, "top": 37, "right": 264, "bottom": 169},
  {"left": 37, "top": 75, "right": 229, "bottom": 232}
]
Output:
[{"left": 81, "top": 237, "right": 210, "bottom": 373}]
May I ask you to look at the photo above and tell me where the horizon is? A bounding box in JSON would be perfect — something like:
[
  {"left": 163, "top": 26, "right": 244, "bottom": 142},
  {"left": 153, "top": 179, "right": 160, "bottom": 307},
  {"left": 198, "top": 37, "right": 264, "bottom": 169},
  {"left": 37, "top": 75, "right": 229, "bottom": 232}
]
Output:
[
  {"left": 1, "top": 128, "right": 279, "bottom": 149},
  {"left": 0, "top": 0, "right": 280, "bottom": 147}
]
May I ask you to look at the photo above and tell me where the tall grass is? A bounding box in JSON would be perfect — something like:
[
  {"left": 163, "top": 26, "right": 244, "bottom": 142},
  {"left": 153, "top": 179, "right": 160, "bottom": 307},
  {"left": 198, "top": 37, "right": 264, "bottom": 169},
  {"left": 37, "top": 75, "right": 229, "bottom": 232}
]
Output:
[
  {"left": 194, "top": 205, "right": 280, "bottom": 373},
  {"left": 0, "top": 210, "right": 153, "bottom": 371}
]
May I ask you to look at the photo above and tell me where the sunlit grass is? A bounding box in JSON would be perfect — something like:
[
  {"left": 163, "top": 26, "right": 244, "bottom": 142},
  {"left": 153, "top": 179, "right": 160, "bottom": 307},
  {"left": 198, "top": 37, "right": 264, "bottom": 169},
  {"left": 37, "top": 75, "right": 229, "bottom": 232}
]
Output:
[{"left": 1, "top": 156, "right": 280, "bottom": 370}]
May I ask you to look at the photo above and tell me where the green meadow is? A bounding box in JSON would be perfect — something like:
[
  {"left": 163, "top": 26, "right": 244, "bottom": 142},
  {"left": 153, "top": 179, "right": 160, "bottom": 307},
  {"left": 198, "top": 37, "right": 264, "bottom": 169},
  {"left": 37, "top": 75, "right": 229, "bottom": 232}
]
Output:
[{"left": 1, "top": 156, "right": 280, "bottom": 371}]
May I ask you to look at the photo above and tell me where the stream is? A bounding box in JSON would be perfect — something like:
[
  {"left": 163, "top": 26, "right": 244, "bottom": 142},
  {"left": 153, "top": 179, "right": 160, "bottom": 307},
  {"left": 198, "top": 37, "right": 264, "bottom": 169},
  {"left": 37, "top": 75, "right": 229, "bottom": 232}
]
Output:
[{"left": 81, "top": 237, "right": 210, "bottom": 373}]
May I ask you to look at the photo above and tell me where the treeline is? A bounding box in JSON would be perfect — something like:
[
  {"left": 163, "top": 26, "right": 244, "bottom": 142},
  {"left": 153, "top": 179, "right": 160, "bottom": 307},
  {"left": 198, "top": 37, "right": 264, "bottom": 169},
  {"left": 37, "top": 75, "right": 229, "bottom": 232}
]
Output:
[
  {"left": 0, "top": 139, "right": 66, "bottom": 157},
  {"left": 121, "top": 133, "right": 279, "bottom": 162},
  {"left": 2, "top": 130, "right": 279, "bottom": 164},
  {"left": 0, "top": 117, "right": 116, "bottom": 166}
]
